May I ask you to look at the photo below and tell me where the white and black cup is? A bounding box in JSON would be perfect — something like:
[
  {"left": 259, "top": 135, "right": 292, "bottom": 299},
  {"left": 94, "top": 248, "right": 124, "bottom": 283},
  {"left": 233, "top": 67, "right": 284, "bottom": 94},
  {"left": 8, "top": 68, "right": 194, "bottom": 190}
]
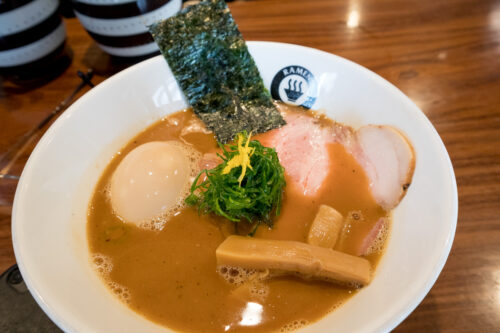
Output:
[
  {"left": 72, "top": 0, "right": 181, "bottom": 58},
  {"left": 0, "top": 0, "right": 70, "bottom": 80}
]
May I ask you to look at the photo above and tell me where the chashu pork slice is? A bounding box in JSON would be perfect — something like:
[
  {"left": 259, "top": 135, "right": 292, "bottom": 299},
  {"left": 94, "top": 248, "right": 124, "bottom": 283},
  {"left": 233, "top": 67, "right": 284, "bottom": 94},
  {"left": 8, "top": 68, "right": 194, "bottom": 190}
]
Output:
[
  {"left": 258, "top": 110, "right": 354, "bottom": 197},
  {"left": 356, "top": 217, "right": 388, "bottom": 256},
  {"left": 259, "top": 109, "right": 415, "bottom": 209},
  {"left": 258, "top": 112, "right": 332, "bottom": 196},
  {"left": 216, "top": 235, "right": 371, "bottom": 286},
  {"left": 354, "top": 125, "right": 415, "bottom": 210}
]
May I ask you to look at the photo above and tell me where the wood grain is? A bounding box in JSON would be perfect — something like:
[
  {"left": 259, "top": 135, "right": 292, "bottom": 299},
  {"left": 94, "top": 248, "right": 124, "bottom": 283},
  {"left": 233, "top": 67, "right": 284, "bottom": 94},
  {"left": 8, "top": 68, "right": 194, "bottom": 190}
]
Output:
[{"left": 1, "top": 0, "right": 500, "bottom": 331}]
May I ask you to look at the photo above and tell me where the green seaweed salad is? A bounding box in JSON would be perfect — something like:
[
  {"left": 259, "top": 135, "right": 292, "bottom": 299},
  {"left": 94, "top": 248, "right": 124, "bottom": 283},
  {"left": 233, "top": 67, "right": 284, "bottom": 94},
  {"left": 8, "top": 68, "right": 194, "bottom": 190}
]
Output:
[{"left": 186, "top": 132, "right": 286, "bottom": 234}]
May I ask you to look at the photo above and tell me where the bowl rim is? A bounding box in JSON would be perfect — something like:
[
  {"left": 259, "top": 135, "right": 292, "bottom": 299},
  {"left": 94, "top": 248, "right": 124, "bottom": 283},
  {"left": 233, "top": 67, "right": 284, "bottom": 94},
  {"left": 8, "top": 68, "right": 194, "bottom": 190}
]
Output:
[{"left": 11, "top": 41, "right": 458, "bottom": 333}]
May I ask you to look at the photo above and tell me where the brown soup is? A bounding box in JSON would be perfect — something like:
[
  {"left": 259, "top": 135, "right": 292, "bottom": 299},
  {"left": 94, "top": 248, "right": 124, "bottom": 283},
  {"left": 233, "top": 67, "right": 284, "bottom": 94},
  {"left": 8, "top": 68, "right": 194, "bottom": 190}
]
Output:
[{"left": 87, "top": 105, "right": 389, "bottom": 332}]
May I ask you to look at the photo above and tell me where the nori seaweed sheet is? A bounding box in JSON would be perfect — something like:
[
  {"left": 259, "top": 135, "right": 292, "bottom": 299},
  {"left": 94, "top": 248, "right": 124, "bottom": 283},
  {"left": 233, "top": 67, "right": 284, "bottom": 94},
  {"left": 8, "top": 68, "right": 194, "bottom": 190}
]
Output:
[{"left": 149, "top": 0, "right": 285, "bottom": 143}]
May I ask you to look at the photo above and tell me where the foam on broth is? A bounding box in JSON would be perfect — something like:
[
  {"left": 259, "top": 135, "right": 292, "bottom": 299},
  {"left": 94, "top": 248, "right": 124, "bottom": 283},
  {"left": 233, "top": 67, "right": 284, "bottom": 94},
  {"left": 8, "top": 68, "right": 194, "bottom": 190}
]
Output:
[{"left": 87, "top": 106, "right": 390, "bottom": 332}]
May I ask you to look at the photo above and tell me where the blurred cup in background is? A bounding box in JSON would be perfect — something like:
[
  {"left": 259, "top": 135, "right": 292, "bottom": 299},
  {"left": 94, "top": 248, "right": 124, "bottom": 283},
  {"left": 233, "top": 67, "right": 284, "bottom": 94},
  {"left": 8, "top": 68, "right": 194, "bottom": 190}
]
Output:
[
  {"left": 71, "top": 0, "right": 181, "bottom": 58},
  {"left": 0, "top": 0, "right": 70, "bottom": 81}
]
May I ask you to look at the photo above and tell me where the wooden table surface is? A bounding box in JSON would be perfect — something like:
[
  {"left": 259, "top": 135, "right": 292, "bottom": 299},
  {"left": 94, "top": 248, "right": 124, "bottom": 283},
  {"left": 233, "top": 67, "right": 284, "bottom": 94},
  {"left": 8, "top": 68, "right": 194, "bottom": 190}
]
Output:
[{"left": 1, "top": 0, "right": 499, "bottom": 331}]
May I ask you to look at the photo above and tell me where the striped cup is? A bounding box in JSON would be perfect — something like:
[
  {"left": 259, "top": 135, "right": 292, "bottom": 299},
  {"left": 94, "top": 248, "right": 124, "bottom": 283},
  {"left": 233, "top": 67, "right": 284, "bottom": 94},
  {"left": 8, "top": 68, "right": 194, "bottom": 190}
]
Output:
[
  {"left": 0, "top": 0, "right": 68, "bottom": 78},
  {"left": 72, "top": 0, "right": 181, "bottom": 58}
]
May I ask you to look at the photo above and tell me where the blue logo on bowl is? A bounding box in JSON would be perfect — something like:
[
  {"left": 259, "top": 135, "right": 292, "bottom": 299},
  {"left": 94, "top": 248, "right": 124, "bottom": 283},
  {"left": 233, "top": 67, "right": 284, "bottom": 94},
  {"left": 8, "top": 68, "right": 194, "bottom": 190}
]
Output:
[{"left": 271, "top": 65, "right": 317, "bottom": 109}]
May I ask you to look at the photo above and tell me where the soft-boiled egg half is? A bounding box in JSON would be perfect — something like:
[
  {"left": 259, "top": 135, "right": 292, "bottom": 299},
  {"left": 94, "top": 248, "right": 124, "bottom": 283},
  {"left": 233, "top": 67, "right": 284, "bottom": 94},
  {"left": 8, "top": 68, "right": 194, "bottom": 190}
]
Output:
[{"left": 109, "top": 141, "right": 201, "bottom": 227}]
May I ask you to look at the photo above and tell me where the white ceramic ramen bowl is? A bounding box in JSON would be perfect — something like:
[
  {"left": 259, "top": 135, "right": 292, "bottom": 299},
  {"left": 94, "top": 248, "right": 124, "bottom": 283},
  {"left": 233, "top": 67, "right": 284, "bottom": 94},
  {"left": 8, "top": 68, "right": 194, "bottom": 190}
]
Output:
[{"left": 12, "top": 41, "right": 458, "bottom": 333}]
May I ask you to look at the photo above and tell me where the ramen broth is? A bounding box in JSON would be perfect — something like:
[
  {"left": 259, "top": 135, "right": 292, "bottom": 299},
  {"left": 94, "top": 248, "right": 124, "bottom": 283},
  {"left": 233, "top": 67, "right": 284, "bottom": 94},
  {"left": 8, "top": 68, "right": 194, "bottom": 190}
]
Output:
[{"left": 87, "top": 105, "right": 389, "bottom": 332}]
